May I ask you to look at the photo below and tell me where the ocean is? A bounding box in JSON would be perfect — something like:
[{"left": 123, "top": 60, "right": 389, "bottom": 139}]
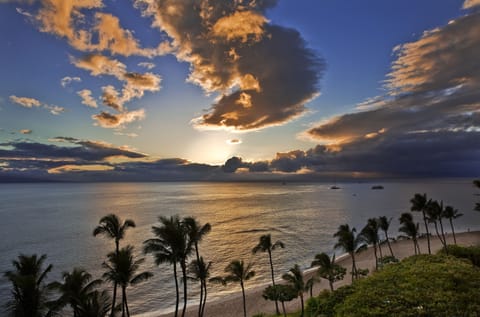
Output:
[{"left": 1, "top": 180, "right": 479, "bottom": 316}]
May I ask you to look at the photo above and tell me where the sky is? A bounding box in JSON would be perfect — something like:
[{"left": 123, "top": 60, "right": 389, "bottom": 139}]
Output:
[{"left": 0, "top": 0, "right": 479, "bottom": 182}]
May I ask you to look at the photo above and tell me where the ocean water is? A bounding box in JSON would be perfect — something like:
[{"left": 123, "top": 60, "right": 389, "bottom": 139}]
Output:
[{"left": 0, "top": 180, "right": 479, "bottom": 316}]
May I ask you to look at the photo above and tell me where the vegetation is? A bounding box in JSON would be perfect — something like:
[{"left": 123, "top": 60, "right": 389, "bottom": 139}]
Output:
[
  {"left": 305, "top": 286, "right": 354, "bottom": 317},
  {"left": 220, "top": 260, "right": 256, "bottom": 317},
  {"left": 311, "top": 253, "right": 345, "bottom": 291},
  {"left": 282, "top": 264, "right": 307, "bottom": 317},
  {"left": 377, "top": 216, "right": 394, "bottom": 257},
  {"left": 438, "top": 244, "right": 480, "bottom": 267},
  {"left": 360, "top": 218, "right": 382, "bottom": 269},
  {"left": 262, "top": 284, "right": 297, "bottom": 317},
  {"left": 398, "top": 212, "right": 420, "bottom": 255},
  {"left": 410, "top": 193, "right": 432, "bottom": 254},
  {"left": 442, "top": 205, "right": 462, "bottom": 244},
  {"left": 333, "top": 224, "right": 365, "bottom": 281},
  {"left": 336, "top": 255, "right": 480, "bottom": 316},
  {"left": 93, "top": 214, "right": 136, "bottom": 316},
  {"left": 253, "top": 234, "right": 285, "bottom": 315}
]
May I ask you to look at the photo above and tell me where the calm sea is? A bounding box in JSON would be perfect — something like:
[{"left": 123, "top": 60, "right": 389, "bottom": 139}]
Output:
[{"left": 1, "top": 180, "right": 479, "bottom": 316}]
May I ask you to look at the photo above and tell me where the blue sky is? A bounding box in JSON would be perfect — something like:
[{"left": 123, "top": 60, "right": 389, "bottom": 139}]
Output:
[{"left": 0, "top": 0, "right": 479, "bottom": 181}]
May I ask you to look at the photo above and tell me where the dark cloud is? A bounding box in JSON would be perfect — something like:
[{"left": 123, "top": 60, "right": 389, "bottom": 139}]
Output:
[{"left": 135, "top": 0, "right": 324, "bottom": 131}]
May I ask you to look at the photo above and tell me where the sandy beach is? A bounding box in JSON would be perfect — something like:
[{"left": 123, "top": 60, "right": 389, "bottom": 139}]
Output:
[{"left": 155, "top": 231, "right": 480, "bottom": 317}]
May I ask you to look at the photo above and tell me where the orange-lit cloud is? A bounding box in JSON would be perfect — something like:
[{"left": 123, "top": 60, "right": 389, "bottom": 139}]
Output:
[
  {"left": 92, "top": 109, "right": 145, "bottom": 128},
  {"left": 77, "top": 89, "right": 98, "bottom": 108},
  {"left": 463, "top": 0, "right": 480, "bottom": 9},
  {"left": 135, "top": 0, "right": 323, "bottom": 131},
  {"left": 48, "top": 164, "right": 114, "bottom": 174},
  {"left": 9, "top": 95, "right": 41, "bottom": 108}
]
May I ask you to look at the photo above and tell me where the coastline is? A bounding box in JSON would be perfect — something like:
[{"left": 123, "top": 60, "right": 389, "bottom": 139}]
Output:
[{"left": 149, "top": 231, "right": 480, "bottom": 317}]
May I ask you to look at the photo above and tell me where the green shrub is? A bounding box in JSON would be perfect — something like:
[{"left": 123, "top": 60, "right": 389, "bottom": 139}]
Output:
[
  {"left": 336, "top": 254, "right": 480, "bottom": 316},
  {"left": 305, "top": 286, "right": 354, "bottom": 317},
  {"left": 438, "top": 244, "right": 480, "bottom": 267}
]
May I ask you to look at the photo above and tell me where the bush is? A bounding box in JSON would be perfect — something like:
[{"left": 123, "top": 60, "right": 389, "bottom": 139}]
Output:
[
  {"left": 438, "top": 244, "right": 480, "bottom": 267},
  {"left": 336, "top": 254, "right": 480, "bottom": 316},
  {"left": 305, "top": 286, "right": 354, "bottom": 317}
]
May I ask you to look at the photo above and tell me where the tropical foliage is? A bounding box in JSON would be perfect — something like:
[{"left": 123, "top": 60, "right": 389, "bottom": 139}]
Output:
[
  {"left": 333, "top": 224, "right": 365, "bottom": 281},
  {"left": 262, "top": 284, "right": 297, "bottom": 317},
  {"left": 311, "top": 253, "right": 345, "bottom": 291}
]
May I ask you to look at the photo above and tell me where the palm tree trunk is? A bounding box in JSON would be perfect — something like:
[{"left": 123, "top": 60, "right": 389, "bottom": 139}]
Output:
[
  {"left": 123, "top": 287, "right": 130, "bottom": 317},
  {"left": 433, "top": 222, "right": 445, "bottom": 248},
  {"left": 281, "top": 301, "right": 286, "bottom": 317},
  {"left": 267, "top": 249, "right": 280, "bottom": 315},
  {"left": 385, "top": 231, "right": 394, "bottom": 257},
  {"left": 121, "top": 289, "right": 125, "bottom": 317},
  {"left": 201, "top": 281, "right": 207, "bottom": 317},
  {"left": 329, "top": 279, "right": 334, "bottom": 291},
  {"left": 373, "top": 244, "right": 378, "bottom": 270},
  {"left": 300, "top": 293, "right": 304, "bottom": 317},
  {"left": 111, "top": 282, "right": 118, "bottom": 317},
  {"left": 173, "top": 263, "right": 179, "bottom": 317},
  {"left": 198, "top": 279, "right": 203, "bottom": 317},
  {"left": 181, "top": 261, "right": 188, "bottom": 317},
  {"left": 438, "top": 218, "right": 447, "bottom": 250},
  {"left": 350, "top": 252, "right": 357, "bottom": 282},
  {"left": 422, "top": 211, "right": 431, "bottom": 254},
  {"left": 378, "top": 241, "right": 383, "bottom": 259},
  {"left": 450, "top": 218, "right": 457, "bottom": 244},
  {"left": 240, "top": 281, "right": 247, "bottom": 317}
]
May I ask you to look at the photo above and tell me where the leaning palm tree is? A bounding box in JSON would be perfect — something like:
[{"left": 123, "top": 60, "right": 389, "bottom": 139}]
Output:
[
  {"left": 4, "top": 254, "right": 55, "bottom": 317},
  {"left": 183, "top": 217, "right": 211, "bottom": 317},
  {"left": 425, "top": 200, "right": 447, "bottom": 251},
  {"left": 252, "top": 234, "right": 285, "bottom": 315},
  {"left": 262, "top": 284, "right": 297, "bottom": 317},
  {"left": 333, "top": 224, "right": 366, "bottom": 282},
  {"left": 188, "top": 257, "right": 212, "bottom": 317},
  {"left": 93, "top": 214, "right": 136, "bottom": 317},
  {"left": 311, "top": 253, "right": 346, "bottom": 291},
  {"left": 282, "top": 264, "right": 307, "bottom": 317},
  {"left": 410, "top": 193, "right": 431, "bottom": 254},
  {"left": 143, "top": 215, "right": 189, "bottom": 317},
  {"left": 398, "top": 212, "right": 420, "bottom": 255},
  {"left": 103, "top": 245, "right": 153, "bottom": 317},
  {"left": 76, "top": 290, "right": 112, "bottom": 317},
  {"left": 442, "top": 205, "right": 463, "bottom": 244},
  {"left": 360, "top": 218, "right": 381, "bottom": 270},
  {"left": 50, "top": 268, "right": 102, "bottom": 317},
  {"left": 378, "top": 216, "right": 394, "bottom": 257},
  {"left": 223, "top": 260, "right": 255, "bottom": 317}
]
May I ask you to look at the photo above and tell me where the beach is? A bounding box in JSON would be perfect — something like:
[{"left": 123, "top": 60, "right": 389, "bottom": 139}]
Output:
[{"left": 156, "top": 231, "right": 480, "bottom": 317}]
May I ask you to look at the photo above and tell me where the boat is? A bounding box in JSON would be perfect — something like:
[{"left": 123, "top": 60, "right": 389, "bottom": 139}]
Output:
[
  {"left": 371, "top": 185, "right": 384, "bottom": 190},
  {"left": 330, "top": 185, "right": 341, "bottom": 189}
]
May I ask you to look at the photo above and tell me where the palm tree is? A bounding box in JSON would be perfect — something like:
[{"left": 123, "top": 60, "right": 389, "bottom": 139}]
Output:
[
  {"left": 252, "top": 234, "right": 285, "bottom": 315},
  {"left": 425, "top": 200, "right": 447, "bottom": 251},
  {"left": 333, "top": 224, "right": 366, "bottom": 282},
  {"left": 188, "top": 257, "right": 212, "bottom": 317},
  {"left": 183, "top": 217, "right": 211, "bottom": 317},
  {"left": 262, "top": 284, "right": 297, "bottom": 317},
  {"left": 282, "top": 264, "right": 307, "bottom": 317},
  {"left": 398, "top": 212, "right": 420, "bottom": 255},
  {"left": 223, "top": 260, "right": 255, "bottom": 317},
  {"left": 103, "top": 246, "right": 153, "bottom": 317},
  {"left": 360, "top": 218, "right": 381, "bottom": 270},
  {"left": 410, "top": 193, "right": 431, "bottom": 254},
  {"left": 143, "top": 215, "right": 189, "bottom": 317},
  {"left": 378, "top": 216, "right": 394, "bottom": 257},
  {"left": 305, "top": 276, "right": 319, "bottom": 298},
  {"left": 442, "top": 205, "right": 463, "bottom": 244},
  {"left": 311, "top": 253, "right": 346, "bottom": 291},
  {"left": 77, "top": 290, "right": 112, "bottom": 317},
  {"left": 4, "top": 254, "right": 55, "bottom": 317},
  {"left": 50, "top": 268, "right": 102, "bottom": 317},
  {"left": 93, "top": 214, "right": 136, "bottom": 317}
]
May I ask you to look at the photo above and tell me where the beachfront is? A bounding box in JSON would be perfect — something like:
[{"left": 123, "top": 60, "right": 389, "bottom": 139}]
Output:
[{"left": 157, "top": 231, "right": 480, "bottom": 317}]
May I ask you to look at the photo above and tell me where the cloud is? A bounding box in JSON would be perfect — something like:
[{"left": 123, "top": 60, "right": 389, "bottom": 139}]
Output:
[
  {"left": 16, "top": 7, "right": 33, "bottom": 17},
  {"left": 92, "top": 109, "right": 145, "bottom": 128},
  {"left": 43, "top": 104, "right": 65, "bottom": 115},
  {"left": 9, "top": 95, "right": 41, "bottom": 108},
  {"left": 19, "top": 129, "right": 32, "bottom": 134},
  {"left": 135, "top": 0, "right": 324, "bottom": 131},
  {"left": 72, "top": 54, "right": 126, "bottom": 79},
  {"left": 48, "top": 164, "right": 114, "bottom": 174},
  {"left": 32, "top": 0, "right": 168, "bottom": 57},
  {"left": 77, "top": 89, "right": 97, "bottom": 108},
  {"left": 302, "top": 7, "right": 480, "bottom": 177},
  {"left": 138, "top": 62, "right": 155, "bottom": 69},
  {"left": 463, "top": 0, "right": 480, "bottom": 9},
  {"left": 61, "top": 76, "right": 81, "bottom": 87}
]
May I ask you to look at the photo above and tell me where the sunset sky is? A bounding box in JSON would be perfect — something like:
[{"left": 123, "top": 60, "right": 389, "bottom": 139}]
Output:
[{"left": 1, "top": 0, "right": 479, "bottom": 181}]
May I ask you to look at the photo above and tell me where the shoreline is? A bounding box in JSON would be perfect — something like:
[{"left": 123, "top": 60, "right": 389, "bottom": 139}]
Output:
[{"left": 145, "top": 230, "right": 480, "bottom": 317}]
